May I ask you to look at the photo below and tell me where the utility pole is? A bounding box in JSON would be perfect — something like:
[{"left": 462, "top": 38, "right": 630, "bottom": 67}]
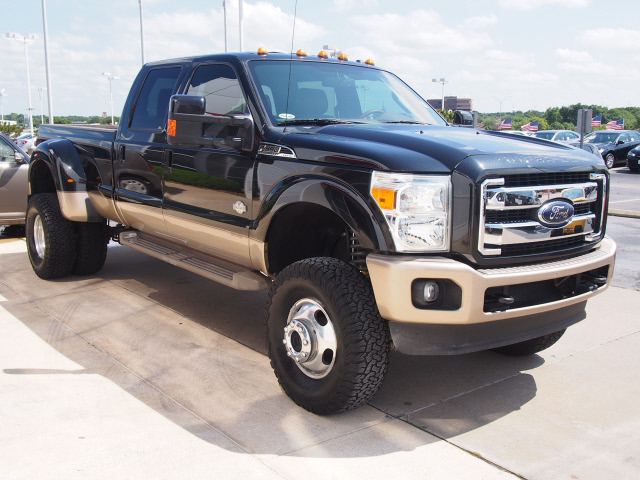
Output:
[
  {"left": 432, "top": 78, "right": 448, "bottom": 111},
  {"left": 42, "top": 0, "right": 54, "bottom": 123},
  {"left": 139, "top": 0, "right": 146, "bottom": 65},
  {"left": 223, "top": 1, "right": 228, "bottom": 52},
  {"left": 239, "top": 0, "right": 244, "bottom": 51},
  {"left": 102, "top": 73, "right": 119, "bottom": 125},
  {"left": 5, "top": 33, "right": 37, "bottom": 139}
]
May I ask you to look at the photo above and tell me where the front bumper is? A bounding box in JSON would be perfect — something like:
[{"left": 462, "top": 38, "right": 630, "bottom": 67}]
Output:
[{"left": 366, "top": 237, "right": 616, "bottom": 354}]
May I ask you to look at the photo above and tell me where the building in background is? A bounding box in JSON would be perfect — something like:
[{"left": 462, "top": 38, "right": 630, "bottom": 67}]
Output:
[{"left": 427, "top": 96, "right": 473, "bottom": 111}]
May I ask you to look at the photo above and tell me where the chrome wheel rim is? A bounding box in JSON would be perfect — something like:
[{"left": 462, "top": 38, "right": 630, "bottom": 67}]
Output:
[
  {"left": 283, "top": 299, "right": 337, "bottom": 379},
  {"left": 605, "top": 154, "right": 614, "bottom": 169},
  {"left": 33, "top": 214, "right": 46, "bottom": 259}
]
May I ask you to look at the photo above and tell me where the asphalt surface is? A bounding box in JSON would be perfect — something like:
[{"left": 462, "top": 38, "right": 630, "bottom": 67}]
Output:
[
  {"left": 2, "top": 223, "right": 640, "bottom": 479},
  {"left": 1, "top": 163, "right": 638, "bottom": 479}
]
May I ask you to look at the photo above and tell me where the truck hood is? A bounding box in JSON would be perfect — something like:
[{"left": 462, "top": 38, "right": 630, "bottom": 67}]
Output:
[{"left": 276, "top": 124, "right": 599, "bottom": 172}]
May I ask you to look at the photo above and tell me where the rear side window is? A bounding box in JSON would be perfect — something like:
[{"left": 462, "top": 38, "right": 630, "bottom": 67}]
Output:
[{"left": 130, "top": 67, "right": 181, "bottom": 130}]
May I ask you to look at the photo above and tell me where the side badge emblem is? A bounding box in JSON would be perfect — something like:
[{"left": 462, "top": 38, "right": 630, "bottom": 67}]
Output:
[{"left": 233, "top": 201, "right": 248, "bottom": 215}]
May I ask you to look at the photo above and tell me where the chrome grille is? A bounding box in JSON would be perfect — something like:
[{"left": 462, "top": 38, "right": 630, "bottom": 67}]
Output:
[{"left": 479, "top": 173, "right": 607, "bottom": 257}]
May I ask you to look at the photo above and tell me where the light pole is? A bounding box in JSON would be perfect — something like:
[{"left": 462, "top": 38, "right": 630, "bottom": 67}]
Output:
[
  {"left": 138, "top": 0, "right": 145, "bottom": 65},
  {"left": 223, "top": 0, "right": 228, "bottom": 52},
  {"left": 42, "top": 0, "right": 54, "bottom": 123},
  {"left": 239, "top": 0, "right": 244, "bottom": 51},
  {"left": 5, "top": 32, "right": 37, "bottom": 139},
  {"left": 0, "top": 89, "right": 7, "bottom": 123},
  {"left": 432, "top": 78, "right": 448, "bottom": 111},
  {"left": 38, "top": 87, "right": 46, "bottom": 125},
  {"left": 102, "top": 72, "right": 119, "bottom": 125},
  {"left": 491, "top": 95, "right": 512, "bottom": 118}
]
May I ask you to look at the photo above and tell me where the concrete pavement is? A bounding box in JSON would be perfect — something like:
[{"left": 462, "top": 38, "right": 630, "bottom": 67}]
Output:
[{"left": 1, "top": 236, "right": 639, "bottom": 479}]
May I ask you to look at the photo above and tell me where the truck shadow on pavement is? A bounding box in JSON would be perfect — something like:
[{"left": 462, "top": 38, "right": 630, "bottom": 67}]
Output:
[{"left": 1, "top": 244, "right": 542, "bottom": 455}]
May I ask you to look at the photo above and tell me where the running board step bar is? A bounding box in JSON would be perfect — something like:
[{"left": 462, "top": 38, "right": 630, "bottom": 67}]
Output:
[{"left": 119, "top": 231, "right": 270, "bottom": 291}]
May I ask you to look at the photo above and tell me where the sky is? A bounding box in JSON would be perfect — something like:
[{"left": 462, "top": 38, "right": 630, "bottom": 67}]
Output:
[{"left": 1, "top": 0, "right": 639, "bottom": 119}]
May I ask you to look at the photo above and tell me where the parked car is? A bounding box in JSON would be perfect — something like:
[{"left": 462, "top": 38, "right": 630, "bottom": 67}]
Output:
[
  {"left": 583, "top": 130, "right": 640, "bottom": 169},
  {"left": 0, "top": 132, "right": 30, "bottom": 235},
  {"left": 627, "top": 145, "right": 640, "bottom": 172},
  {"left": 533, "top": 130, "right": 580, "bottom": 142},
  {"left": 567, "top": 142, "right": 605, "bottom": 164},
  {"left": 14, "top": 132, "right": 37, "bottom": 152}
]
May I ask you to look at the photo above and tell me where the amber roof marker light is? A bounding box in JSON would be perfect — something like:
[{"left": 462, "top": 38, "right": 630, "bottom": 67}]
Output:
[
  {"left": 257, "top": 47, "right": 268, "bottom": 56},
  {"left": 296, "top": 49, "right": 307, "bottom": 57},
  {"left": 338, "top": 53, "right": 348, "bottom": 61},
  {"left": 318, "top": 50, "right": 329, "bottom": 59},
  {"left": 365, "top": 58, "right": 375, "bottom": 66}
]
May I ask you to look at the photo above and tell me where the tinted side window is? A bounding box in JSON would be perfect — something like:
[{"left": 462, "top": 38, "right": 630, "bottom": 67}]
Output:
[
  {"left": 0, "top": 137, "right": 15, "bottom": 159},
  {"left": 130, "top": 67, "right": 181, "bottom": 130},
  {"left": 187, "top": 64, "right": 247, "bottom": 116}
]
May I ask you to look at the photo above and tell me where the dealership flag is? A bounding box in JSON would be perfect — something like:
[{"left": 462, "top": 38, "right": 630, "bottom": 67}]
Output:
[
  {"left": 498, "top": 118, "right": 512, "bottom": 130},
  {"left": 521, "top": 120, "right": 539, "bottom": 132},
  {"left": 592, "top": 114, "right": 602, "bottom": 127},
  {"left": 606, "top": 119, "right": 624, "bottom": 130}
]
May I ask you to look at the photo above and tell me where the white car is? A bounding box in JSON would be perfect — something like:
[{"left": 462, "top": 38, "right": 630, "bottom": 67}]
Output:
[
  {"left": 533, "top": 130, "right": 580, "bottom": 142},
  {"left": 14, "top": 132, "right": 37, "bottom": 152}
]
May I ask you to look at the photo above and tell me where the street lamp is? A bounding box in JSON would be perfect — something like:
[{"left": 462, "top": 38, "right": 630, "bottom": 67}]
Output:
[
  {"left": 38, "top": 87, "right": 47, "bottom": 125},
  {"left": 223, "top": 0, "right": 228, "bottom": 52},
  {"left": 0, "top": 89, "right": 7, "bottom": 123},
  {"left": 138, "top": 0, "right": 145, "bottom": 65},
  {"left": 432, "top": 77, "right": 448, "bottom": 111},
  {"left": 491, "top": 95, "right": 512, "bottom": 118},
  {"left": 102, "top": 72, "right": 119, "bottom": 125},
  {"left": 5, "top": 32, "right": 37, "bottom": 139}
]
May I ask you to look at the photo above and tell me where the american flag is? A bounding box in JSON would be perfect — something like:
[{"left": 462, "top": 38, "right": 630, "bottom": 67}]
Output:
[
  {"left": 606, "top": 119, "right": 624, "bottom": 130},
  {"left": 592, "top": 115, "right": 602, "bottom": 127},
  {"left": 498, "top": 118, "right": 512, "bottom": 130},
  {"left": 521, "top": 120, "right": 539, "bottom": 132}
]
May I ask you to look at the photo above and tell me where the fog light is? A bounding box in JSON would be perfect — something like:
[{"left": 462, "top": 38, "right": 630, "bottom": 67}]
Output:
[{"left": 423, "top": 281, "right": 440, "bottom": 303}]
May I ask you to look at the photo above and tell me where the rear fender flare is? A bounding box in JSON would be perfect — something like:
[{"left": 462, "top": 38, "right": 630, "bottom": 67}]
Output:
[{"left": 29, "top": 139, "right": 103, "bottom": 222}]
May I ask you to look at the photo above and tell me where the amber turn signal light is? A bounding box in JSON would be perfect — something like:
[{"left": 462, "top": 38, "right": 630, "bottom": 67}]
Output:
[
  {"left": 371, "top": 187, "right": 396, "bottom": 210},
  {"left": 167, "top": 119, "right": 176, "bottom": 137}
]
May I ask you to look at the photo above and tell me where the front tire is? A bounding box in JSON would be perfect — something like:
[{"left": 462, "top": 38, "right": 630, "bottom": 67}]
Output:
[
  {"left": 26, "top": 193, "right": 77, "bottom": 279},
  {"left": 604, "top": 152, "right": 615, "bottom": 169},
  {"left": 266, "top": 257, "right": 390, "bottom": 415},
  {"left": 492, "top": 329, "right": 566, "bottom": 356}
]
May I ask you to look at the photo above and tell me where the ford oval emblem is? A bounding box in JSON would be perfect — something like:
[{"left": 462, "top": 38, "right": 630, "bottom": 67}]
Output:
[{"left": 537, "top": 201, "right": 574, "bottom": 227}]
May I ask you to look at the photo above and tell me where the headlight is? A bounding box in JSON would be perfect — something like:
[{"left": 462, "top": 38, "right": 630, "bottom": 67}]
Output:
[
  {"left": 598, "top": 148, "right": 604, "bottom": 153},
  {"left": 371, "top": 172, "right": 451, "bottom": 252}
]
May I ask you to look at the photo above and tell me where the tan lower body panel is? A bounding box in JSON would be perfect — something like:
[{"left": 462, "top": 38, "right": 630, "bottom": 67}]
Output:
[{"left": 366, "top": 237, "right": 616, "bottom": 325}]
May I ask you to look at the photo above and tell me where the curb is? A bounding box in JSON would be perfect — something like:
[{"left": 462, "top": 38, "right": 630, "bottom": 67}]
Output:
[{"left": 609, "top": 209, "right": 640, "bottom": 219}]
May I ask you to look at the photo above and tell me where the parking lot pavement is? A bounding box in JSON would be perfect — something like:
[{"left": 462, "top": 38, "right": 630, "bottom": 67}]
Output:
[{"left": 2, "top": 237, "right": 640, "bottom": 480}]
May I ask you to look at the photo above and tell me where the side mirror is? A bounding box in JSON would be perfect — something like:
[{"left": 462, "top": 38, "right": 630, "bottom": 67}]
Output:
[
  {"left": 453, "top": 110, "right": 475, "bottom": 127},
  {"left": 167, "top": 94, "right": 254, "bottom": 152},
  {"left": 616, "top": 139, "right": 624, "bottom": 145},
  {"left": 14, "top": 152, "right": 26, "bottom": 164}
]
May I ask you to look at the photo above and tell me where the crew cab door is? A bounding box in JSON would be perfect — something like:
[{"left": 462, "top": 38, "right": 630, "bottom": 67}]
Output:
[
  {"left": 162, "top": 63, "right": 255, "bottom": 267},
  {"left": 113, "top": 66, "right": 181, "bottom": 233}
]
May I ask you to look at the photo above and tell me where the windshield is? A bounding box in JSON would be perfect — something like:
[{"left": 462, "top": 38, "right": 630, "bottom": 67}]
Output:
[
  {"left": 584, "top": 131, "right": 619, "bottom": 144},
  {"left": 248, "top": 60, "right": 446, "bottom": 126}
]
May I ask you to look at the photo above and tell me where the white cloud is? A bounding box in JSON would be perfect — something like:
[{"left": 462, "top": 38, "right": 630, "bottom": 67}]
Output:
[
  {"left": 333, "top": 0, "right": 378, "bottom": 11},
  {"left": 498, "top": 0, "right": 589, "bottom": 11},
  {"left": 577, "top": 27, "right": 640, "bottom": 51},
  {"left": 351, "top": 10, "right": 494, "bottom": 55},
  {"left": 461, "top": 14, "right": 499, "bottom": 30}
]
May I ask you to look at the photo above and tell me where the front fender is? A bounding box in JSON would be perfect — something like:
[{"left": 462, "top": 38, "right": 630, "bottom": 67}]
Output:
[
  {"left": 253, "top": 173, "right": 391, "bottom": 251},
  {"left": 30, "top": 139, "right": 103, "bottom": 222}
]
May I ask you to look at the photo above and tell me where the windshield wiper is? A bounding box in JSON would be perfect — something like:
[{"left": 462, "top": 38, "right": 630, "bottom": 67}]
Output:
[{"left": 277, "top": 119, "right": 364, "bottom": 126}]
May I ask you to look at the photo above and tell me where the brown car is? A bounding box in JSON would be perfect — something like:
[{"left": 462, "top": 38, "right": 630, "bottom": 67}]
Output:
[{"left": 0, "top": 132, "right": 29, "bottom": 234}]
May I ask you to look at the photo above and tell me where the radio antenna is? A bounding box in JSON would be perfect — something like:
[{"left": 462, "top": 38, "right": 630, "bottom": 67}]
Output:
[{"left": 283, "top": 0, "right": 298, "bottom": 133}]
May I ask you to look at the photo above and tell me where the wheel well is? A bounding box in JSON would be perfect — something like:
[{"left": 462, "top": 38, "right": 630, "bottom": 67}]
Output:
[
  {"left": 29, "top": 160, "right": 57, "bottom": 195},
  {"left": 266, "top": 203, "right": 358, "bottom": 276}
]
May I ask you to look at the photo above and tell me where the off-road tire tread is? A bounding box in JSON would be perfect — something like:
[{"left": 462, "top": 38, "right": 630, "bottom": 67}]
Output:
[
  {"left": 493, "top": 329, "right": 566, "bottom": 356},
  {"left": 72, "top": 221, "right": 109, "bottom": 275},
  {"left": 26, "top": 193, "right": 77, "bottom": 279},
  {"left": 265, "top": 257, "right": 390, "bottom": 415}
]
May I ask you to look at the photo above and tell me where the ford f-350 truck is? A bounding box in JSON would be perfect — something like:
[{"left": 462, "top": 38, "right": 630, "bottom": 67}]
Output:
[{"left": 29, "top": 50, "right": 616, "bottom": 414}]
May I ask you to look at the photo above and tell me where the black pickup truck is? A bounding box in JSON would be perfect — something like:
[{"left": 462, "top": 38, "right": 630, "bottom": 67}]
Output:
[{"left": 29, "top": 50, "right": 616, "bottom": 414}]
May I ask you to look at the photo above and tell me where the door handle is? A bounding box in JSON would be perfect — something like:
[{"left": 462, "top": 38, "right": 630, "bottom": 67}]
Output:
[
  {"left": 118, "top": 145, "right": 126, "bottom": 164},
  {"left": 163, "top": 149, "right": 173, "bottom": 174}
]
